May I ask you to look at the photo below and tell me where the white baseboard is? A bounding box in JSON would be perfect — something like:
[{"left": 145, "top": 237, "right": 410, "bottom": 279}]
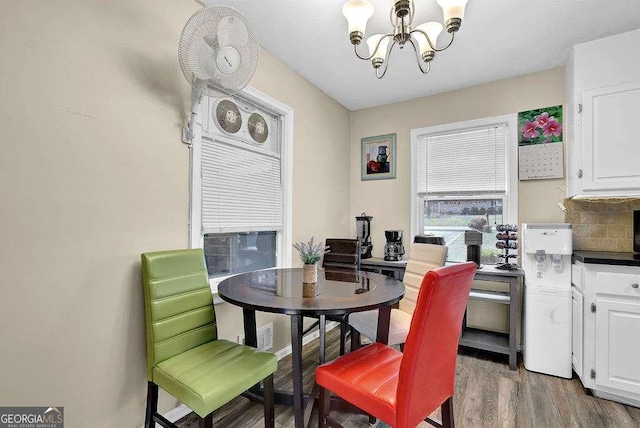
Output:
[
  {"left": 161, "top": 404, "right": 193, "bottom": 425},
  {"left": 140, "top": 403, "right": 193, "bottom": 428},
  {"left": 148, "top": 321, "right": 339, "bottom": 426}
]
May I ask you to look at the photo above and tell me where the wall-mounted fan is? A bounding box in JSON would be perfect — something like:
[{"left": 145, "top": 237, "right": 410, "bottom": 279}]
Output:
[
  {"left": 179, "top": 5, "right": 259, "bottom": 142},
  {"left": 215, "top": 99, "right": 242, "bottom": 134},
  {"left": 205, "top": 97, "right": 273, "bottom": 148},
  {"left": 248, "top": 113, "right": 269, "bottom": 144}
]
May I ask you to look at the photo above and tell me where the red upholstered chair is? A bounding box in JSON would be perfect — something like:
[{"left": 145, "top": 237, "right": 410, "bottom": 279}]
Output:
[{"left": 315, "top": 262, "right": 477, "bottom": 428}]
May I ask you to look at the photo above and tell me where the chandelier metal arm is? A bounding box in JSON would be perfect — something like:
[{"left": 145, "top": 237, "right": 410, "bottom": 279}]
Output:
[
  {"left": 410, "top": 28, "right": 456, "bottom": 52},
  {"left": 374, "top": 39, "right": 398, "bottom": 79},
  {"left": 353, "top": 33, "right": 394, "bottom": 61},
  {"left": 408, "top": 37, "right": 431, "bottom": 74}
]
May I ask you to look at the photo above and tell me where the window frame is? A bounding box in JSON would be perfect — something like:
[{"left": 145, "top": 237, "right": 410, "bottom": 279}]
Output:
[
  {"left": 189, "top": 86, "right": 294, "bottom": 296},
  {"left": 410, "top": 114, "right": 519, "bottom": 252}
]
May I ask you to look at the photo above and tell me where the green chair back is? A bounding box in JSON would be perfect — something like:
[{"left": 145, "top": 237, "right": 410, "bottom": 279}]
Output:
[{"left": 141, "top": 248, "right": 217, "bottom": 380}]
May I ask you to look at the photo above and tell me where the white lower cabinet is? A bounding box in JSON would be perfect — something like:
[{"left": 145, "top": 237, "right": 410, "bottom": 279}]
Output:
[
  {"left": 594, "top": 297, "right": 640, "bottom": 395},
  {"left": 573, "top": 261, "right": 640, "bottom": 406}
]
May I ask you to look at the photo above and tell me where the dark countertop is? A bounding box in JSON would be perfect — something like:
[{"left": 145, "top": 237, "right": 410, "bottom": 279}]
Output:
[{"left": 573, "top": 251, "right": 640, "bottom": 267}]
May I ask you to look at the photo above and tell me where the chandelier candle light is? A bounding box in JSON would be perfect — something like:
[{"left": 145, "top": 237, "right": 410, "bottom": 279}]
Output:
[{"left": 342, "top": 0, "right": 469, "bottom": 78}]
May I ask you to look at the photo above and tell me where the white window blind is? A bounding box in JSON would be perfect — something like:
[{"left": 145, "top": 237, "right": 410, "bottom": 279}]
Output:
[
  {"left": 201, "top": 136, "right": 283, "bottom": 234},
  {"left": 417, "top": 125, "right": 507, "bottom": 195}
]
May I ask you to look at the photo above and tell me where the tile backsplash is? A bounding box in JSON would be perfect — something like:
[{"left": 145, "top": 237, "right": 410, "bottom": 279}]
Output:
[{"left": 563, "top": 198, "right": 640, "bottom": 252}]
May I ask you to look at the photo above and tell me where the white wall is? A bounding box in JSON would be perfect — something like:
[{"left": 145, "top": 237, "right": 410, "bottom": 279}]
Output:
[{"left": 0, "top": 1, "right": 351, "bottom": 426}]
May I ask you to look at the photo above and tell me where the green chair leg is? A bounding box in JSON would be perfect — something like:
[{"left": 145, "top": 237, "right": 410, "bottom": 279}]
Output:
[
  {"left": 144, "top": 382, "right": 158, "bottom": 428},
  {"left": 199, "top": 414, "right": 213, "bottom": 428}
]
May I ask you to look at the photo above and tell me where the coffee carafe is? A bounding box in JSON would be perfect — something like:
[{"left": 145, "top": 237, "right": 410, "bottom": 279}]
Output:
[
  {"left": 384, "top": 230, "right": 405, "bottom": 261},
  {"left": 355, "top": 213, "right": 373, "bottom": 259}
]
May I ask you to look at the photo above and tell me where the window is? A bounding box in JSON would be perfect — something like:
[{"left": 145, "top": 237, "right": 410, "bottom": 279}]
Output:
[
  {"left": 410, "top": 115, "right": 518, "bottom": 263},
  {"left": 203, "top": 231, "right": 276, "bottom": 276},
  {"left": 190, "top": 87, "right": 293, "bottom": 294}
]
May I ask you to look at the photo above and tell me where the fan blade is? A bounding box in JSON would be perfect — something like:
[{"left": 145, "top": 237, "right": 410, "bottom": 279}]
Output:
[
  {"left": 193, "top": 41, "right": 218, "bottom": 80},
  {"left": 203, "top": 34, "right": 220, "bottom": 50},
  {"left": 217, "top": 15, "right": 249, "bottom": 47}
]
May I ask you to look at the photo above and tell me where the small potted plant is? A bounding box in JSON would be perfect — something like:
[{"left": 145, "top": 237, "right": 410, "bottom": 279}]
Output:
[{"left": 293, "top": 236, "right": 326, "bottom": 284}]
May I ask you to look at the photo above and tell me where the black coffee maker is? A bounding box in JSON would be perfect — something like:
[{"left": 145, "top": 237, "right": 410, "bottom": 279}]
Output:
[
  {"left": 384, "top": 230, "right": 405, "bottom": 261},
  {"left": 355, "top": 213, "right": 373, "bottom": 259},
  {"left": 465, "top": 230, "right": 483, "bottom": 267}
]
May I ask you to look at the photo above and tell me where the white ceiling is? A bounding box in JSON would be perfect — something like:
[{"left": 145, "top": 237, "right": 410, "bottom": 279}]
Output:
[{"left": 201, "top": 0, "right": 640, "bottom": 111}]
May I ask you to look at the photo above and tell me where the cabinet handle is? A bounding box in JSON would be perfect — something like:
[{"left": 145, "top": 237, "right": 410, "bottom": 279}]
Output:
[
  {"left": 577, "top": 169, "right": 583, "bottom": 178},
  {"left": 632, "top": 283, "right": 639, "bottom": 289}
]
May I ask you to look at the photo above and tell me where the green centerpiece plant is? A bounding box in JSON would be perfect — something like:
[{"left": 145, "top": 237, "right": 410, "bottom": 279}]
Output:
[{"left": 293, "top": 237, "right": 327, "bottom": 284}]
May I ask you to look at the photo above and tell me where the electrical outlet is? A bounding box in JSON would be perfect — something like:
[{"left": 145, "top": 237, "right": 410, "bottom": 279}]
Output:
[{"left": 236, "top": 334, "right": 245, "bottom": 345}]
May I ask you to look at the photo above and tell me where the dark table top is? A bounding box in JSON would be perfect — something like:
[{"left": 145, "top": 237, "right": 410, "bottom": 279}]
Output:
[{"left": 218, "top": 268, "right": 405, "bottom": 316}]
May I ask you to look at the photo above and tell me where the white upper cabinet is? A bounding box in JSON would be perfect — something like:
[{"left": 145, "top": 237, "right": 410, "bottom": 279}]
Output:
[{"left": 566, "top": 30, "right": 640, "bottom": 197}]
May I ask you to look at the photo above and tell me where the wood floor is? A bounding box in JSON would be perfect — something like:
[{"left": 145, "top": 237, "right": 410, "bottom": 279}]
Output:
[{"left": 176, "top": 328, "right": 640, "bottom": 427}]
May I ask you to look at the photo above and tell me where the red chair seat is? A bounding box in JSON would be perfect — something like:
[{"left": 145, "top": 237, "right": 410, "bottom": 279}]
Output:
[{"left": 316, "top": 342, "right": 401, "bottom": 425}]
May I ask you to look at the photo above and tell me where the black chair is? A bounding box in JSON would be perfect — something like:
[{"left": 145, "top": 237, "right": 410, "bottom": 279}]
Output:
[
  {"left": 322, "top": 239, "right": 361, "bottom": 272},
  {"left": 303, "top": 239, "right": 360, "bottom": 355}
]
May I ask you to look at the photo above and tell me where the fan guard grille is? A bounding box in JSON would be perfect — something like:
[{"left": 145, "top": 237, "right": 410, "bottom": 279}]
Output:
[{"left": 179, "top": 6, "right": 259, "bottom": 98}]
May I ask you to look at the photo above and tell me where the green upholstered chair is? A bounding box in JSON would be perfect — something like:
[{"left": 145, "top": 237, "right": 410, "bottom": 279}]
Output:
[{"left": 142, "top": 249, "right": 277, "bottom": 428}]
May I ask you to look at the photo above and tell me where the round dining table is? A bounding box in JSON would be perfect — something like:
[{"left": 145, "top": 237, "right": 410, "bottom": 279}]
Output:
[{"left": 218, "top": 267, "right": 405, "bottom": 428}]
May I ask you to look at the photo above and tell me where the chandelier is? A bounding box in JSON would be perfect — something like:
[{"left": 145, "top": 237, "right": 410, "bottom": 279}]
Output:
[{"left": 342, "top": 0, "right": 469, "bottom": 78}]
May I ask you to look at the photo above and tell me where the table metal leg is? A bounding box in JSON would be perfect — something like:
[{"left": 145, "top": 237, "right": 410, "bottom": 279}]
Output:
[
  {"left": 243, "top": 309, "right": 257, "bottom": 347},
  {"left": 318, "top": 314, "right": 326, "bottom": 365},
  {"left": 241, "top": 309, "right": 262, "bottom": 396},
  {"left": 291, "top": 314, "right": 304, "bottom": 428},
  {"left": 376, "top": 305, "right": 391, "bottom": 344},
  {"left": 509, "top": 277, "right": 517, "bottom": 370}
]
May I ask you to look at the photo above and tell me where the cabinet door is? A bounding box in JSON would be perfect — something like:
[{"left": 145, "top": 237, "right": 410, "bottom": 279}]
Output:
[
  {"left": 572, "top": 287, "right": 584, "bottom": 378},
  {"left": 595, "top": 297, "right": 640, "bottom": 394},
  {"left": 582, "top": 81, "right": 640, "bottom": 192}
]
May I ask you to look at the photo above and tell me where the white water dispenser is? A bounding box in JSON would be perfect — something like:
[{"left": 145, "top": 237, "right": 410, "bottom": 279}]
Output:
[{"left": 522, "top": 223, "right": 573, "bottom": 378}]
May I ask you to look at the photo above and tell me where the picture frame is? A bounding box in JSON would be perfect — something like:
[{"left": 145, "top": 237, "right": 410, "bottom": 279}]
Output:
[
  {"left": 361, "top": 133, "right": 396, "bottom": 181},
  {"left": 517, "top": 105, "right": 564, "bottom": 180}
]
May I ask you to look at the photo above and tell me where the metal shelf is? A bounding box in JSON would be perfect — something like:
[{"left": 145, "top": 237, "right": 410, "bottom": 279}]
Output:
[
  {"left": 358, "top": 259, "right": 524, "bottom": 370},
  {"left": 459, "top": 327, "right": 509, "bottom": 355},
  {"left": 468, "top": 289, "right": 511, "bottom": 304}
]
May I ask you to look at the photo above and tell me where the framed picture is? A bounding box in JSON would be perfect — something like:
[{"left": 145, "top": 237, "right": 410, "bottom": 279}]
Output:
[{"left": 361, "top": 133, "right": 396, "bottom": 181}]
